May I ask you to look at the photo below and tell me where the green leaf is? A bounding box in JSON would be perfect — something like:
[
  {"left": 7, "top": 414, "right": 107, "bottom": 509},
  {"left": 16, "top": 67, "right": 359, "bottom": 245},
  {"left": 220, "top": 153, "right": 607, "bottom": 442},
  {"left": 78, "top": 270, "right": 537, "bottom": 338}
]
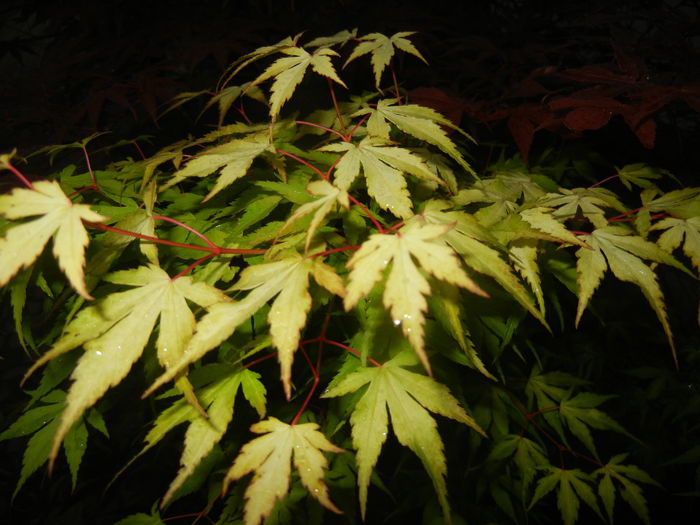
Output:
[
  {"left": 63, "top": 418, "right": 89, "bottom": 490},
  {"left": 559, "top": 393, "right": 633, "bottom": 459},
  {"left": 530, "top": 468, "right": 601, "bottom": 525},
  {"left": 616, "top": 163, "right": 663, "bottom": 190},
  {"left": 594, "top": 456, "right": 659, "bottom": 525},
  {"left": 222, "top": 417, "right": 343, "bottom": 525},
  {"left": 323, "top": 353, "right": 484, "bottom": 522}
]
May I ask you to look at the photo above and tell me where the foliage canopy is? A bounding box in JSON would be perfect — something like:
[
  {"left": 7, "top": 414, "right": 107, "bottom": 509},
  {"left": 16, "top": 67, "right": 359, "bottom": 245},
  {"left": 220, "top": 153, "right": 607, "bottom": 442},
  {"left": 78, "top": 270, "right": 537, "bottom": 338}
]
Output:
[{"left": 1, "top": 29, "right": 699, "bottom": 525}]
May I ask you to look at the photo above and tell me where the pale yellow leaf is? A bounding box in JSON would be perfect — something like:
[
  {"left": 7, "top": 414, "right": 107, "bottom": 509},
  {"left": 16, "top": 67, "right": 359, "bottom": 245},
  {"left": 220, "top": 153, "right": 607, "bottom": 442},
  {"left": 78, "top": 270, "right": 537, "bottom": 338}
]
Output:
[
  {"left": 223, "top": 417, "right": 342, "bottom": 525},
  {"left": 0, "top": 180, "right": 106, "bottom": 299}
]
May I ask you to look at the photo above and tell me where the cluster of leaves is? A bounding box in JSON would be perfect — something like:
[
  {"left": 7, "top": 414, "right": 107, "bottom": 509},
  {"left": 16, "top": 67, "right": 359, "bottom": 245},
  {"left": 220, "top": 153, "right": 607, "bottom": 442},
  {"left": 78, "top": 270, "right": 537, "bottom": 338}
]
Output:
[{"left": 1, "top": 30, "right": 699, "bottom": 525}]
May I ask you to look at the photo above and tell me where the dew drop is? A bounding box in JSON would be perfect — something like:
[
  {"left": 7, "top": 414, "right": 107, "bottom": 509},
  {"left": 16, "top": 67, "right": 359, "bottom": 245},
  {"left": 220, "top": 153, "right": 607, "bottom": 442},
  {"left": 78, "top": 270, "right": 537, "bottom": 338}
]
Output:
[
  {"left": 306, "top": 468, "right": 311, "bottom": 472},
  {"left": 295, "top": 444, "right": 300, "bottom": 449},
  {"left": 95, "top": 350, "right": 102, "bottom": 356},
  {"left": 313, "top": 488, "right": 319, "bottom": 493},
  {"left": 162, "top": 347, "right": 168, "bottom": 353},
  {"left": 392, "top": 319, "right": 401, "bottom": 327},
  {"left": 381, "top": 432, "right": 387, "bottom": 436},
  {"left": 402, "top": 314, "right": 411, "bottom": 320}
]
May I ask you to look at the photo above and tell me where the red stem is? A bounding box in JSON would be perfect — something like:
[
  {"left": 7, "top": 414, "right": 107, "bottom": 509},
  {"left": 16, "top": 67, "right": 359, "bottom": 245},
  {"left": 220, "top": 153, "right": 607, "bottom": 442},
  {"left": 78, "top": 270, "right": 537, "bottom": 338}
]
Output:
[
  {"left": 348, "top": 194, "right": 385, "bottom": 233},
  {"left": 296, "top": 120, "right": 346, "bottom": 141},
  {"left": 84, "top": 221, "right": 266, "bottom": 255},
  {"left": 588, "top": 173, "right": 619, "bottom": 189},
  {"left": 347, "top": 115, "right": 369, "bottom": 140},
  {"left": 276, "top": 148, "right": 328, "bottom": 180},
  {"left": 307, "top": 245, "right": 360, "bottom": 258},
  {"left": 131, "top": 140, "right": 146, "bottom": 160},
  {"left": 3, "top": 163, "right": 34, "bottom": 189},
  {"left": 152, "top": 215, "right": 219, "bottom": 250},
  {"left": 82, "top": 146, "right": 98, "bottom": 189},
  {"left": 290, "top": 343, "right": 320, "bottom": 426},
  {"left": 171, "top": 253, "right": 216, "bottom": 280},
  {"left": 323, "top": 339, "right": 382, "bottom": 368},
  {"left": 243, "top": 352, "right": 277, "bottom": 369},
  {"left": 327, "top": 78, "right": 347, "bottom": 136}
]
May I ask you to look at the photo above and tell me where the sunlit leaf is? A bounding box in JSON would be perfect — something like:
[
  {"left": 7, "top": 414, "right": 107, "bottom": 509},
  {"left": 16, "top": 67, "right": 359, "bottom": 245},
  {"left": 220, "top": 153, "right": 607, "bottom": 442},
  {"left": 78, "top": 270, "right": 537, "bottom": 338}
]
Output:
[
  {"left": 0, "top": 181, "right": 106, "bottom": 299},
  {"left": 323, "top": 352, "right": 484, "bottom": 521},
  {"left": 222, "top": 417, "right": 343, "bottom": 525}
]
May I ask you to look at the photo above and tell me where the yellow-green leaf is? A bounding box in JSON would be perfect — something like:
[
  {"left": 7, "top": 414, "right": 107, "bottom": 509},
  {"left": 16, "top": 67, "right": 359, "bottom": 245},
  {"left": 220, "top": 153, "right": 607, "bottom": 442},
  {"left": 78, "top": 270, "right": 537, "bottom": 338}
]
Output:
[
  {"left": 321, "top": 137, "right": 440, "bottom": 219},
  {"left": 21, "top": 265, "right": 228, "bottom": 468},
  {"left": 344, "top": 32, "right": 427, "bottom": 90},
  {"left": 359, "top": 99, "right": 475, "bottom": 174},
  {"left": 279, "top": 179, "right": 349, "bottom": 251},
  {"left": 345, "top": 220, "right": 485, "bottom": 374},
  {"left": 146, "top": 256, "right": 344, "bottom": 399},
  {"left": 0, "top": 180, "right": 106, "bottom": 299},
  {"left": 162, "top": 133, "right": 272, "bottom": 201},
  {"left": 222, "top": 417, "right": 343, "bottom": 525},
  {"left": 323, "top": 353, "right": 484, "bottom": 522},
  {"left": 252, "top": 46, "right": 346, "bottom": 120}
]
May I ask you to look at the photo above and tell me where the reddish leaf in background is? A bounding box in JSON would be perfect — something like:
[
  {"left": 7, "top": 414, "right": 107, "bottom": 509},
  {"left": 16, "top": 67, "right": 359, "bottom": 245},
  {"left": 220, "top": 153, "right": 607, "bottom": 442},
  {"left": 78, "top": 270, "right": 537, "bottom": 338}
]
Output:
[
  {"left": 563, "top": 107, "right": 613, "bottom": 131},
  {"left": 549, "top": 95, "right": 626, "bottom": 112},
  {"left": 629, "top": 118, "right": 657, "bottom": 149},
  {"left": 508, "top": 114, "right": 536, "bottom": 163}
]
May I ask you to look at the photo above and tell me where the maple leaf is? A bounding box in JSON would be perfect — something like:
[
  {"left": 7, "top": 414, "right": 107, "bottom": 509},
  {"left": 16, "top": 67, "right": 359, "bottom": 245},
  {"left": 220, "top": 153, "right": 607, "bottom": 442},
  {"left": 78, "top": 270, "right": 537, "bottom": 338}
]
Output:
[
  {"left": 651, "top": 216, "right": 700, "bottom": 271},
  {"left": 305, "top": 28, "right": 358, "bottom": 48},
  {"left": 323, "top": 352, "right": 485, "bottom": 521},
  {"left": 0, "top": 180, "right": 107, "bottom": 299},
  {"left": 529, "top": 467, "right": 603, "bottom": 525},
  {"left": 217, "top": 34, "right": 298, "bottom": 91},
  {"left": 356, "top": 99, "right": 475, "bottom": 174},
  {"left": 202, "top": 82, "right": 267, "bottom": 127},
  {"left": 21, "top": 264, "right": 229, "bottom": 468},
  {"left": 162, "top": 133, "right": 273, "bottom": 201},
  {"left": 559, "top": 393, "right": 634, "bottom": 460},
  {"left": 320, "top": 137, "right": 442, "bottom": 219},
  {"left": 222, "top": 417, "right": 343, "bottom": 525},
  {"left": 422, "top": 201, "right": 548, "bottom": 327},
  {"left": 539, "top": 187, "right": 627, "bottom": 229},
  {"left": 251, "top": 46, "right": 347, "bottom": 120},
  {"left": 344, "top": 32, "right": 427, "bottom": 90},
  {"left": 145, "top": 256, "right": 345, "bottom": 399},
  {"left": 575, "top": 226, "right": 691, "bottom": 365},
  {"left": 344, "top": 220, "right": 486, "bottom": 374},
  {"left": 594, "top": 454, "right": 659, "bottom": 525},
  {"left": 616, "top": 163, "right": 664, "bottom": 190},
  {"left": 278, "top": 179, "right": 350, "bottom": 251}
]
